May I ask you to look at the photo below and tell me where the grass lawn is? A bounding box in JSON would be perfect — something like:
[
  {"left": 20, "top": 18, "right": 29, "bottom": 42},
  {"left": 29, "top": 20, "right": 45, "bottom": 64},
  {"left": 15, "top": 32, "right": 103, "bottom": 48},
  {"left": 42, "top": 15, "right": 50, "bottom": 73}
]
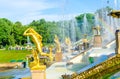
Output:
[
  {"left": 0, "top": 50, "right": 31, "bottom": 63},
  {"left": 0, "top": 76, "right": 14, "bottom": 79}
]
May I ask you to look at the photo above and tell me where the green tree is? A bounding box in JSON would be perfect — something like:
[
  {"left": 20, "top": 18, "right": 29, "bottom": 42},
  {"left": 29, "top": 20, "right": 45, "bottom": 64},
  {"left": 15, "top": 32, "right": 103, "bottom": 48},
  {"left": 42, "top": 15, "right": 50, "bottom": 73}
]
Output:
[
  {"left": 0, "top": 18, "right": 14, "bottom": 46},
  {"left": 13, "top": 21, "right": 28, "bottom": 45},
  {"left": 29, "top": 19, "right": 59, "bottom": 45}
]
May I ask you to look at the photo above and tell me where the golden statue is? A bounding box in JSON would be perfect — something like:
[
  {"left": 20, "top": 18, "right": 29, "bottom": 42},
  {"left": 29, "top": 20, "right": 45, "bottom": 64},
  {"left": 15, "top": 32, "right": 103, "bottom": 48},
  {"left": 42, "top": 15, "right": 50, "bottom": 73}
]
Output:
[
  {"left": 49, "top": 46, "right": 53, "bottom": 62},
  {"left": 65, "top": 37, "right": 71, "bottom": 47},
  {"left": 29, "top": 49, "right": 46, "bottom": 70},
  {"left": 108, "top": 10, "right": 120, "bottom": 18},
  {"left": 93, "top": 26, "right": 101, "bottom": 35},
  {"left": 23, "top": 28, "right": 53, "bottom": 70},
  {"left": 82, "top": 34, "right": 88, "bottom": 43},
  {"left": 54, "top": 35, "right": 61, "bottom": 53},
  {"left": 65, "top": 37, "right": 72, "bottom": 53}
]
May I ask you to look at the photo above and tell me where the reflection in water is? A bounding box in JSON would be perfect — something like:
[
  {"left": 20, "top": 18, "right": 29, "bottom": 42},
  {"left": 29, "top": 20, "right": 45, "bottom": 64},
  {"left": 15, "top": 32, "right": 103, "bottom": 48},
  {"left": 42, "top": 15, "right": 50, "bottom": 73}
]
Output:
[{"left": 0, "top": 68, "right": 31, "bottom": 79}]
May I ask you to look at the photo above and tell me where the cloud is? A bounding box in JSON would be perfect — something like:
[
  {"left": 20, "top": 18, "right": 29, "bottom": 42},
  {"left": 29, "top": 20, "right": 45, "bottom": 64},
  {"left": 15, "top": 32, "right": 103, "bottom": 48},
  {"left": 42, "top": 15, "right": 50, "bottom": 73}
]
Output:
[
  {"left": 0, "top": 0, "right": 91, "bottom": 24},
  {"left": 0, "top": 0, "right": 58, "bottom": 11},
  {"left": 19, "top": 13, "right": 79, "bottom": 24},
  {"left": 0, "top": 0, "right": 60, "bottom": 23}
]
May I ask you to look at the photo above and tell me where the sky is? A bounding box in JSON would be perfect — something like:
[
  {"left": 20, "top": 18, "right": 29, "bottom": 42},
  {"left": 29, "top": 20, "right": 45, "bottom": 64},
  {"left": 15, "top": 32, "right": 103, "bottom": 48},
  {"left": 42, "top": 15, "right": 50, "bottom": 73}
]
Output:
[{"left": 0, "top": 0, "right": 116, "bottom": 24}]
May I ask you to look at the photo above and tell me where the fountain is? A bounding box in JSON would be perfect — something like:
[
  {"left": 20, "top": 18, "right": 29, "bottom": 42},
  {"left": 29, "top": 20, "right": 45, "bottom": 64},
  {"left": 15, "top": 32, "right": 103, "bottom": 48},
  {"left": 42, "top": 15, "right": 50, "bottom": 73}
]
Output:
[
  {"left": 58, "top": 18, "right": 78, "bottom": 44},
  {"left": 27, "top": 36, "right": 31, "bottom": 46},
  {"left": 96, "top": 8, "right": 115, "bottom": 45},
  {"left": 82, "top": 14, "right": 89, "bottom": 50},
  {"left": 94, "top": 13, "right": 99, "bottom": 31},
  {"left": 83, "top": 14, "right": 88, "bottom": 35},
  {"left": 69, "top": 19, "right": 77, "bottom": 43},
  {"left": 56, "top": 18, "right": 80, "bottom": 61}
]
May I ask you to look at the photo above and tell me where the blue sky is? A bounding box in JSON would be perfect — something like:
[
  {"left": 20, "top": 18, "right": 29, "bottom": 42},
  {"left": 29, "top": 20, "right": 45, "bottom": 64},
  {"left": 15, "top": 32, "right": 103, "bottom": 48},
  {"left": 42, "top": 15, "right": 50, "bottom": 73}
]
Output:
[{"left": 0, "top": 0, "right": 116, "bottom": 24}]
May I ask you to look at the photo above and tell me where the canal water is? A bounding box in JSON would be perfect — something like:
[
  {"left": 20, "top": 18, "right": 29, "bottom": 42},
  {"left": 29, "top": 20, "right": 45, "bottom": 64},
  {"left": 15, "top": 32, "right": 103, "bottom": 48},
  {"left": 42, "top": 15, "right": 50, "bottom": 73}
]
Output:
[{"left": 0, "top": 68, "right": 31, "bottom": 79}]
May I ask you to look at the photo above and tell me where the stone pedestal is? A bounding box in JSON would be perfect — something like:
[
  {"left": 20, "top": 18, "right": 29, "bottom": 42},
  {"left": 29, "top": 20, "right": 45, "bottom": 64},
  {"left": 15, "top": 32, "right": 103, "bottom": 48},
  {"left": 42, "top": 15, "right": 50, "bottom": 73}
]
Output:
[
  {"left": 115, "top": 30, "right": 120, "bottom": 54},
  {"left": 93, "top": 35, "right": 102, "bottom": 47},
  {"left": 55, "top": 52, "right": 62, "bottom": 62},
  {"left": 31, "top": 70, "right": 46, "bottom": 79}
]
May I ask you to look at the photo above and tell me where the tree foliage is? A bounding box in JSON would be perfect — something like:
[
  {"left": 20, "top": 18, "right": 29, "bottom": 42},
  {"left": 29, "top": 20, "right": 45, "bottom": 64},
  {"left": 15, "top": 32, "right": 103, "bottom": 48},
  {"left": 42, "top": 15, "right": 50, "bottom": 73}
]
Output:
[
  {"left": 0, "top": 18, "right": 60, "bottom": 47},
  {"left": 0, "top": 11, "right": 104, "bottom": 48},
  {"left": 0, "top": 18, "right": 28, "bottom": 47},
  {"left": 29, "top": 19, "right": 59, "bottom": 45}
]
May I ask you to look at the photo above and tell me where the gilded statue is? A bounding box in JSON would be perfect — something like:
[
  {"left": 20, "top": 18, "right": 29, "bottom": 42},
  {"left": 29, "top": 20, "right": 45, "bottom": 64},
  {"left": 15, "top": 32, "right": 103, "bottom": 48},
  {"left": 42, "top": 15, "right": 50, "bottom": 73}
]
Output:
[
  {"left": 23, "top": 28, "right": 53, "bottom": 70},
  {"left": 29, "top": 49, "right": 46, "bottom": 70},
  {"left": 82, "top": 34, "right": 88, "bottom": 43},
  {"left": 65, "top": 37, "right": 72, "bottom": 53},
  {"left": 54, "top": 35, "right": 61, "bottom": 53},
  {"left": 93, "top": 26, "right": 101, "bottom": 35},
  {"left": 65, "top": 37, "right": 71, "bottom": 47}
]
